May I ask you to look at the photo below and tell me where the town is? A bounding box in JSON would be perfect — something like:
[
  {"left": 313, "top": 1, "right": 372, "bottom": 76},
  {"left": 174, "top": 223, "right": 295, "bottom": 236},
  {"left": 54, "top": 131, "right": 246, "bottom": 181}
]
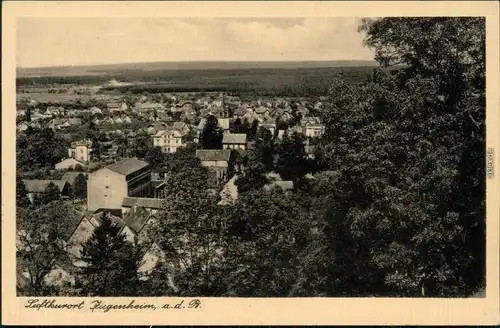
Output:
[
  {"left": 15, "top": 16, "right": 486, "bottom": 299},
  {"left": 16, "top": 85, "right": 328, "bottom": 293}
]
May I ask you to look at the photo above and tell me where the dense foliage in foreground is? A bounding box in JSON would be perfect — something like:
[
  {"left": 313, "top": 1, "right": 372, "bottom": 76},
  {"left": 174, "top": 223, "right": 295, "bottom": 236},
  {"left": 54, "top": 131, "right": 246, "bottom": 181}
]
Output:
[{"left": 16, "top": 17, "right": 485, "bottom": 297}]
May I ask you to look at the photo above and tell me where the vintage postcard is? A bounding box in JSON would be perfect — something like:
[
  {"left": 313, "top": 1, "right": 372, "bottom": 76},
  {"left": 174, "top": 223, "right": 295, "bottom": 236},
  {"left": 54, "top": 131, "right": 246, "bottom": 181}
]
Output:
[{"left": 2, "top": 0, "right": 499, "bottom": 325}]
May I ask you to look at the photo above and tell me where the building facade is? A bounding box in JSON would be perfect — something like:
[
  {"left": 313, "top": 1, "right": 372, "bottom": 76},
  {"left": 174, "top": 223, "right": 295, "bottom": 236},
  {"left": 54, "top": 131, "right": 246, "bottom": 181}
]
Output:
[
  {"left": 153, "top": 129, "right": 185, "bottom": 153},
  {"left": 68, "top": 140, "right": 93, "bottom": 164},
  {"left": 87, "top": 158, "right": 151, "bottom": 212},
  {"left": 222, "top": 133, "right": 247, "bottom": 150},
  {"left": 196, "top": 149, "right": 232, "bottom": 185}
]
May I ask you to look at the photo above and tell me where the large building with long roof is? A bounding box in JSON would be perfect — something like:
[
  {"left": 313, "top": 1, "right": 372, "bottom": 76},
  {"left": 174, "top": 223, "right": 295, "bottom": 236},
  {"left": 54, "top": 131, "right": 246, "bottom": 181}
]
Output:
[{"left": 87, "top": 158, "right": 151, "bottom": 212}]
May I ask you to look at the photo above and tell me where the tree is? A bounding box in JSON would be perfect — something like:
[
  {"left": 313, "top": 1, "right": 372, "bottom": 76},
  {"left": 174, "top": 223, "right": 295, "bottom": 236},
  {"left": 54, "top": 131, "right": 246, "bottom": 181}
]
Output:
[
  {"left": 221, "top": 189, "right": 311, "bottom": 296},
  {"left": 77, "top": 213, "right": 143, "bottom": 296},
  {"left": 25, "top": 106, "right": 32, "bottom": 122},
  {"left": 307, "top": 17, "right": 486, "bottom": 297},
  {"left": 247, "top": 120, "right": 259, "bottom": 141},
  {"left": 132, "top": 131, "right": 153, "bottom": 158},
  {"left": 16, "top": 127, "right": 68, "bottom": 171},
  {"left": 16, "top": 178, "right": 31, "bottom": 208},
  {"left": 275, "top": 132, "right": 308, "bottom": 182},
  {"left": 145, "top": 147, "right": 165, "bottom": 168},
  {"left": 235, "top": 161, "right": 268, "bottom": 193},
  {"left": 17, "top": 202, "right": 82, "bottom": 296},
  {"left": 36, "top": 182, "right": 61, "bottom": 205},
  {"left": 149, "top": 157, "right": 230, "bottom": 296},
  {"left": 230, "top": 117, "right": 242, "bottom": 133},
  {"left": 72, "top": 174, "right": 87, "bottom": 199},
  {"left": 200, "top": 115, "right": 223, "bottom": 149}
]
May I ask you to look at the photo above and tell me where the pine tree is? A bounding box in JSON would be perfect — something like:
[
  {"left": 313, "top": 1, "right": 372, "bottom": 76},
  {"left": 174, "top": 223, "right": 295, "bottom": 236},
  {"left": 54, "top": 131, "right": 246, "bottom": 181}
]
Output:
[
  {"left": 78, "top": 214, "right": 143, "bottom": 296},
  {"left": 200, "top": 115, "right": 223, "bottom": 149},
  {"left": 16, "top": 178, "right": 31, "bottom": 207},
  {"left": 72, "top": 174, "right": 87, "bottom": 199}
]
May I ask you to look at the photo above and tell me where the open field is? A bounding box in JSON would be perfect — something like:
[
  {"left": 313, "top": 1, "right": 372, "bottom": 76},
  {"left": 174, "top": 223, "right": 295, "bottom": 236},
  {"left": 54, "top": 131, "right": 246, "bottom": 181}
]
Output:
[{"left": 17, "top": 62, "right": 379, "bottom": 99}]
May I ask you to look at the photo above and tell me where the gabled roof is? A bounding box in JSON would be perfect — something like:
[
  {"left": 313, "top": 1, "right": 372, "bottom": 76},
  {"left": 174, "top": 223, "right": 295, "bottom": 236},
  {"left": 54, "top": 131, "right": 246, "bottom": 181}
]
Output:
[
  {"left": 23, "top": 180, "right": 69, "bottom": 193},
  {"left": 61, "top": 172, "right": 87, "bottom": 186},
  {"left": 196, "top": 149, "right": 232, "bottom": 162},
  {"left": 222, "top": 133, "right": 247, "bottom": 144},
  {"left": 172, "top": 121, "right": 188, "bottom": 131},
  {"left": 122, "top": 207, "right": 156, "bottom": 235},
  {"left": 106, "top": 158, "right": 149, "bottom": 176}
]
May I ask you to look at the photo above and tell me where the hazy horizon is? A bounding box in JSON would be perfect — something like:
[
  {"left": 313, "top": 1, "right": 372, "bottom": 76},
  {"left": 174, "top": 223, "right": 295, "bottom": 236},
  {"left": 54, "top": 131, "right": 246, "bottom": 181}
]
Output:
[
  {"left": 17, "top": 59, "right": 377, "bottom": 70},
  {"left": 17, "top": 18, "right": 375, "bottom": 68}
]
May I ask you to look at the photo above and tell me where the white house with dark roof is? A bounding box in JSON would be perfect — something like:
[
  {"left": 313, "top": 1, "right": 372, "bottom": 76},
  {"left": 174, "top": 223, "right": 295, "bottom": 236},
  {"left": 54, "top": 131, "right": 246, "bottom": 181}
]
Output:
[
  {"left": 222, "top": 133, "right": 247, "bottom": 150},
  {"left": 87, "top": 158, "right": 151, "bottom": 212},
  {"left": 196, "top": 149, "right": 233, "bottom": 185},
  {"left": 300, "top": 117, "right": 325, "bottom": 138},
  {"left": 68, "top": 139, "right": 93, "bottom": 164}
]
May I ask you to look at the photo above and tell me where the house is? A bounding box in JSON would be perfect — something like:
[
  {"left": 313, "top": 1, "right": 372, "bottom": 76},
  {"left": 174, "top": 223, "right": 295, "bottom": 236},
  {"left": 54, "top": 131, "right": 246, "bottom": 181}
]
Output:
[
  {"left": 258, "top": 119, "right": 277, "bottom": 135},
  {"left": 121, "top": 197, "right": 163, "bottom": 215},
  {"left": 114, "top": 117, "right": 124, "bottom": 124},
  {"left": 147, "top": 122, "right": 168, "bottom": 136},
  {"left": 104, "top": 117, "right": 115, "bottom": 124},
  {"left": 153, "top": 129, "right": 185, "bottom": 153},
  {"left": 68, "top": 139, "right": 93, "bottom": 164},
  {"left": 151, "top": 167, "right": 169, "bottom": 181},
  {"left": 255, "top": 106, "right": 270, "bottom": 116},
  {"left": 195, "top": 118, "right": 207, "bottom": 142},
  {"left": 135, "top": 102, "right": 165, "bottom": 113},
  {"left": 157, "top": 113, "right": 174, "bottom": 124},
  {"left": 123, "top": 116, "right": 132, "bottom": 124},
  {"left": 87, "top": 158, "right": 151, "bottom": 212},
  {"left": 31, "top": 112, "right": 44, "bottom": 121},
  {"left": 64, "top": 209, "right": 162, "bottom": 274},
  {"left": 90, "top": 106, "right": 102, "bottom": 115},
  {"left": 17, "top": 109, "right": 26, "bottom": 117},
  {"left": 92, "top": 118, "right": 101, "bottom": 125},
  {"left": 55, "top": 158, "right": 87, "bottom": 170},
  {"left": 195, "top": 149, "right": 232, "bottom": 185},
  {"left": 107, "top": 102, "right": 128, "bottom": 113},
  {"left": 171, "top": 121, "right": 190, "bottom": 136},
  {"left": 300, "top": 117, "right": 325, "bottom": 138},
  {"left": 51, "top": 118, "right": 69, "bottom": 130},
  {"left": 61, "top": 171, "right": 88, "bottom": 186},
  {"left": 222, "top": 133, "right": 247, "bottom": 150},
  {"left": 66, "top": 210, "right": 124, "bottom": 258},
  {"left": 23, "top": 179, "right": 72, "bottom": 203},
  {"left": 217, "top": 117, "right": 231, "bottom": 131}
]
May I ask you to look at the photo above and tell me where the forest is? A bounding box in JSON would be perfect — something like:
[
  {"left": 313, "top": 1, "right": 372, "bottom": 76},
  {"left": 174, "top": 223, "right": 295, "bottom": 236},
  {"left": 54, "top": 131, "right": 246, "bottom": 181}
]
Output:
[{"left": 16, "top": 17, "right": 486, "bottom": 297}]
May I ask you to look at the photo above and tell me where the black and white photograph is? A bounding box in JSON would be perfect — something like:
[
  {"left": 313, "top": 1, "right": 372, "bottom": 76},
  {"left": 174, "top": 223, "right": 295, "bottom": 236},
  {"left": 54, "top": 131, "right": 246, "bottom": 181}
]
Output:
[{"left": 11, "top": 12, "right": 489, "bottom": 301}]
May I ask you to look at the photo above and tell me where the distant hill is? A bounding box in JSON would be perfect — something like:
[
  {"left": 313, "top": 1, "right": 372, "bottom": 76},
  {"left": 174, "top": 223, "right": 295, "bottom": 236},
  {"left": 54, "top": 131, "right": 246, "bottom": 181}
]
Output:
[{"left": 17, "top": 60, "right": 378, "bottom": 78}]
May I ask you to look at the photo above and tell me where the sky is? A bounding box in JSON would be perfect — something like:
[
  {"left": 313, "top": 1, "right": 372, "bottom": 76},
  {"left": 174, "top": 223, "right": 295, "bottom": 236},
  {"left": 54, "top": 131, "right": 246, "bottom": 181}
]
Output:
[{"left": 17, "top": 17, "right": 375, "bottom": 68}]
